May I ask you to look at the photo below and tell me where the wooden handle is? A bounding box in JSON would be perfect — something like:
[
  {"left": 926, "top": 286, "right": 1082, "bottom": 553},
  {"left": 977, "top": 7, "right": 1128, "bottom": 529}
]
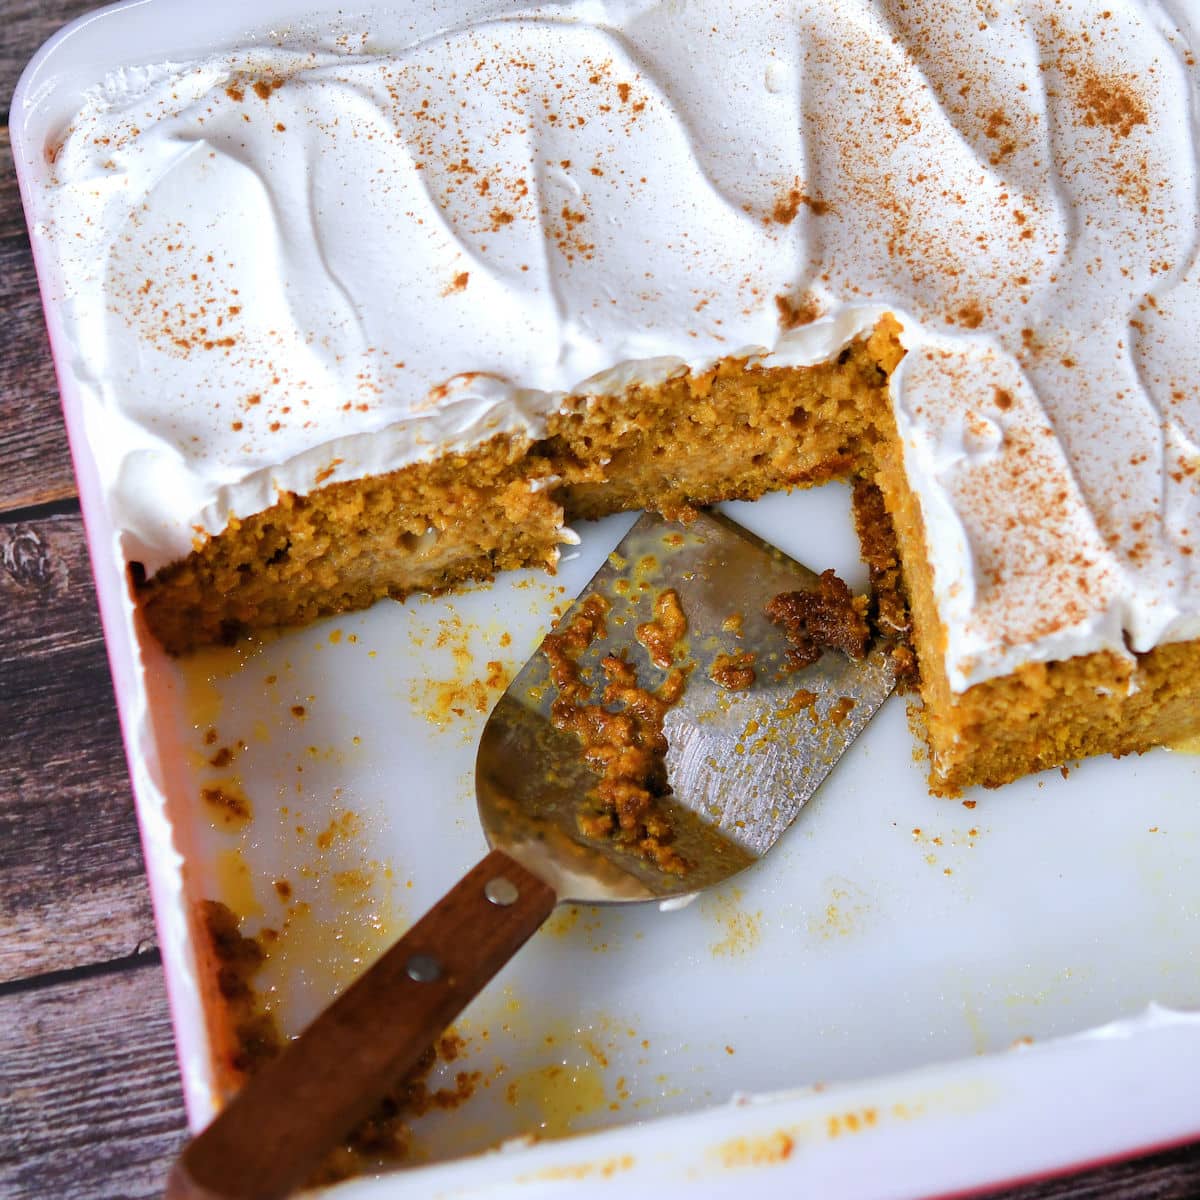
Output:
[{"left": 167, "top": 849, "right": 557, "bottom": 1200}]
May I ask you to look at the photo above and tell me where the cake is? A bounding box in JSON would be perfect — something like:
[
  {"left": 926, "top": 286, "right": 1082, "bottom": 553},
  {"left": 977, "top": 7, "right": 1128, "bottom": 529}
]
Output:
[{"left": 38, "top": 0, "right": 1200, "bottom": 794}]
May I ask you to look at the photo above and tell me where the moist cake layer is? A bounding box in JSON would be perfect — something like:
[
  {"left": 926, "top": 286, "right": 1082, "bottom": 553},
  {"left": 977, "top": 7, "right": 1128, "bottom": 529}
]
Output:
[
  {"left": 40, "top": 0, "right": 1200, "bottom": 697},
  {"left": 869, "top": 374, "right": 1200, "bottom": 792},
  {"left": 141, "top": 327, "right": 900, "bottom": 653}
]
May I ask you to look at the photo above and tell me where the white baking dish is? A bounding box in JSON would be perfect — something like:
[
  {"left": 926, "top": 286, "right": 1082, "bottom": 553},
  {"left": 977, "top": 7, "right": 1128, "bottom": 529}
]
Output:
[{"left": 12, "top": 2, "right": 1200, "bottom": 1195}]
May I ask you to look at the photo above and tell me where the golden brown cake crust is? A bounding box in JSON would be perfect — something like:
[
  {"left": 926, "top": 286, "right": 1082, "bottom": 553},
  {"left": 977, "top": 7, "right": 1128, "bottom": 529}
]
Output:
[
  {"left": 138, "top": 432, "right": 566, "bottom": 653},
  {"left": 138, "top": 324, "right": 899, "bottom": 654},
  {"left": 136, "top": 311, "right": 1200, "bottom": 792},
  {"left": 866, "top": 394, "right": 1200, "bottom": 793}
]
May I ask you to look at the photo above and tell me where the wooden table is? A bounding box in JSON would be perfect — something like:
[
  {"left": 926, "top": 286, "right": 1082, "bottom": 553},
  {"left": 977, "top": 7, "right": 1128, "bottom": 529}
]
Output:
[{"left": 2, "top": 4, "right": 1200, "bottom": 1197}]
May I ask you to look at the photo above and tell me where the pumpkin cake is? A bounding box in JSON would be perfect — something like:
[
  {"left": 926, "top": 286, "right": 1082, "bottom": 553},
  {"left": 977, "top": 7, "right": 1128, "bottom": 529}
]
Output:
[{"left": 40, "top": 0, "right": 1200, "bottom": 794}]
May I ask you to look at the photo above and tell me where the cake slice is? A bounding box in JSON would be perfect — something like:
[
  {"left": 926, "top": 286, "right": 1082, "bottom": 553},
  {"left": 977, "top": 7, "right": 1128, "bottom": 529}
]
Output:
[{"left": 137, "top": 324, "right": 902, "bottom": 653}]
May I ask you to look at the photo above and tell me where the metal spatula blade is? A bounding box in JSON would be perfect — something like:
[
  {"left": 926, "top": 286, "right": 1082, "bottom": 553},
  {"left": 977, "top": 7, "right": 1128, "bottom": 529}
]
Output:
[
  {"left": 478, "top": 509, "right": 897, "bottom": 902},
  {"left": 169, "top": 510, "right": 897, "bottom": 1200}
]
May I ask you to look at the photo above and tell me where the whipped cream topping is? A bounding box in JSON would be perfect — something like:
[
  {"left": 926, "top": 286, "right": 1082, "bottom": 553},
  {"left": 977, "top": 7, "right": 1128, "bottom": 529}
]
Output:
[{"left": 35, "top": 0, "right": 1200, "bottom": 689}]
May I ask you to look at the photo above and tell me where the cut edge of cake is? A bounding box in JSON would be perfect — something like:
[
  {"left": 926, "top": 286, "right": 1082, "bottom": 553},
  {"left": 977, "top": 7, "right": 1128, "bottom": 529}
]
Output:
[{"left": 132, "top": 313, "right": 1200, "bottom": 795}]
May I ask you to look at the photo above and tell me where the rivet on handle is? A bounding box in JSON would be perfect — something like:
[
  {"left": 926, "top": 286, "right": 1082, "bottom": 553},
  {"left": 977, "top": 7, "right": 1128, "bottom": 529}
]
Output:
[
  {"left": 485, "top": 876, "right": 519, "bottom": 907},
  {"left": 405, "top": 953, "right": 442, "bottom": 983}
]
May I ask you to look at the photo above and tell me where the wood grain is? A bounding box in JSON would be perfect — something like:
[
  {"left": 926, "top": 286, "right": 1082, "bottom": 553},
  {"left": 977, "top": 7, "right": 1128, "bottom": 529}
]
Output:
[
  {"left": 0, "top": 511, "right": 156, "bottom": 982},
  {"left": 1, "top": 0, "right": 99, "bottom": 113},
  {"left": 0, "top": 957, "right": 187, "bottom": 1200},
  {"left": 1, "top": 0, "right": 150, "bottom": 512},
  {"left": 1, "top": 128, "right": 29, "bottom": 240},
  {"left": 0, "top": 226, "right": 77, "bottom": 512},
  {"left": 2, "top": 0, "right": 84, "bottom": 513},
  {"left": 982, "top": 1145, "right": 1200, "bottom": 1199},
  {"left": 0, "top": 509, "right": 101, "bottom": 661}
]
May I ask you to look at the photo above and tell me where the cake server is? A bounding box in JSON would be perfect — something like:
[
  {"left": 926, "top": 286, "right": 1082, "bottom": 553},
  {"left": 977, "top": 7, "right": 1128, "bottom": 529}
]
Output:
[{"left": 168, "top": 510, "right": 898, "bottom": 1200}]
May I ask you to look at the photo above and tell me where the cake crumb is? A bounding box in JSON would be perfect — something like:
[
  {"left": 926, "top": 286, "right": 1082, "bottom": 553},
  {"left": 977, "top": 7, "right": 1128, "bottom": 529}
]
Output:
[
  {"left": 201, "top": 782, "right": 253, "bottom": 828},
  {"left": 635, "top": 588, "right": 688, "bottom": 668},
  {"left": 710, "top": 651, "right": 757, "bottom": 691},
  {"left": 765, "top": 571, "right": 871, "bottom": 669},
  {"left": 543, "top": 592, "right": 690, "bottom": 874}
]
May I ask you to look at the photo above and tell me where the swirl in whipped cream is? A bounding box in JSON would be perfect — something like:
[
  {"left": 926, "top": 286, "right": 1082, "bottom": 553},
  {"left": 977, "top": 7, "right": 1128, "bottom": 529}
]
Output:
[{"left": 38, "top": 0, "right": 1200, "bottom": 689}]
